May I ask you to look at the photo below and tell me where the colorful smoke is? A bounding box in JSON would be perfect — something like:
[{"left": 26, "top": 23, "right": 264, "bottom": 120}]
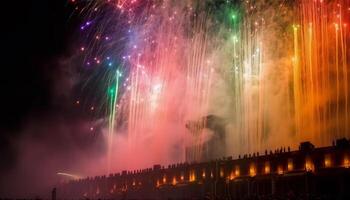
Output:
[{"left": 70, "top": 0, "right": 350, "bottom": 174}]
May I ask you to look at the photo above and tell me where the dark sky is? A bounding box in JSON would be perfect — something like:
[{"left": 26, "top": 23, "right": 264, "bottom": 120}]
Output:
[
  {"left": 0, "top": 1, "right": 109, "bottom": 197},
  {"left": 0, "top": 0, "right": 76, "bottom": 174}
]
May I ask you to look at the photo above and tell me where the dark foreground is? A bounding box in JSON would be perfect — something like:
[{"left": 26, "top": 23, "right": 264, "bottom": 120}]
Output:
[{"left": 57, "top": 139, "right": 350, "bottom": 200}]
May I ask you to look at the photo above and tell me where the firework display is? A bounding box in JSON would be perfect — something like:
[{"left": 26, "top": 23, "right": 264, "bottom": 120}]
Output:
[{"left": 69, "top": 0, "right": 350, "bottom": 173}]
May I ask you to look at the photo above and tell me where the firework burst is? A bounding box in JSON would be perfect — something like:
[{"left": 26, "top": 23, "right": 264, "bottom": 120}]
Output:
[{"left": 68, "top": 0, "right": 350, "bottom": 172}]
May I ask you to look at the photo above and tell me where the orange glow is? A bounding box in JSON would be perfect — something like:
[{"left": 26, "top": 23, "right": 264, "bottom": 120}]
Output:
[
  {"left": 210, "top": 171, "right": 214, "bottom": 178},
  {"left": 189, "top": 170, "right": 196, "bottom": 182},
  {"left": 202, "top": 170, "right": 206, "bottom": 178},
  {"left": 220, "top": 168, "right": 224, "bottom": 178},
  {"left": 288, "top": 159, "right": 294, "bottom": 171},
  {"left": 249, "top": 164, "right": 256, "bottom": 177},
  {"left": 292, "top": 0, "right": 350, "bottom": 144},
  {"left": 162, "top": 175, "right": 167, "bottom": 183},
  {"left": 235, "top": 166, "right": 240, "bottom": 176},
  {"left": 277, "top": 166, "right": 284, "bottom": 175},
  {"left": 172, "top": 177, "right": 177, "bottom": 185},
  {"left": 156, "top": 180, "right": 160, "bottom": 187},
  {"left": 229, "top": 171, "right": 235, "bottom": 180},
  {"left": 264, "top": 162, "right": 270, "bottom": 174},
  {"left": 324, "top": 154, "right": 332, "bottom": 168},
  {"left": 305, "top": 158, "right": 314, "bottom": 172},
  {"left": 344, "top": 155, "right": 350, "bottom": 168},
  {"left": 180, "top": 173, "right": 184, "bottom": 181}
]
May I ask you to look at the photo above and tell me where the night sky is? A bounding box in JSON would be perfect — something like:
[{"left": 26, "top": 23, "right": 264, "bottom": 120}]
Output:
[
  {"left": 0, "top": 0, "right": 89, "bottom": 196},
  {"left": 0, "top": 0, "right": 68, "bottom": 167}
]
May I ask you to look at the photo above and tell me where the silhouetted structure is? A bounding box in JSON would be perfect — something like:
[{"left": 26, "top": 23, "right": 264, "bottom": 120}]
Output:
[
  {"left": 185, "top": 115, "right": 227, "bottom": 162},
  {"left": 59, "top": 138, "right": 350, "bottom": 200},
  {"left": 51, "top": 188, "right": 56, "bottom": 200}
]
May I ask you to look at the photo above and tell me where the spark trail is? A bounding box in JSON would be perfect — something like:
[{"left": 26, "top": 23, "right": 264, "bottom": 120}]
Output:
[{"left": 69, "top": 0, "right": 350, "bottom": 173}]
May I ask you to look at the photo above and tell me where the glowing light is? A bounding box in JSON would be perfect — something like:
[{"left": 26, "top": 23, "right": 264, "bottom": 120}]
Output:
[
  {"left": 293, "top": 24, "right": 299, "bottom": 31},
  {"left": 324, "top": 154, "right": 332, "bottom": 168},
  {"left": 235, "top": 166, "right": 240, "bottom": 177},
  {"left": 264, "top": 162, "right": 270, "bottom": 174},
  {"left": 288, "top": 159, "right": 294, "bottom": 171},
  {"left": 96, "top": 187, "right": 100, "bottom": 195},
  {"left": 172, "top": 177, "right": 177, "bottom": 185},
  {"left": 189, "top": 170, "right": 196, "bottom": 182},
  {"left": 305, "top": 158, "right": 314, "bottom": 172},
  {"left": 249, "top": 164, "right": 256, "bottom": 177},
  {"left": 220, "top": 168, "right": 224, "bottom": 178},
  {"left": 344, "top": 155, "right": 350, "bottom": 168},
  {"left": 229, "top": 170, "right": 235, "bottom": 180},
  {"left": 232, "top": 35, "right": 239, "bottom": 43},
  {"left": 107, "top": 69, "right": 121, "bottom": 174},
  {"left": 277, "top": 166, "right": 284, "bottom": 175},
  {"left": 57, "top": 172, "right": 81, "bottom": 180}
]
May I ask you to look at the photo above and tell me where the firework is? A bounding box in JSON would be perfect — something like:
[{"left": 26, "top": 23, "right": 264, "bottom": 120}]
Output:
[{"left": 69, "top": 0, "right": 350, "bottom": 172}]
